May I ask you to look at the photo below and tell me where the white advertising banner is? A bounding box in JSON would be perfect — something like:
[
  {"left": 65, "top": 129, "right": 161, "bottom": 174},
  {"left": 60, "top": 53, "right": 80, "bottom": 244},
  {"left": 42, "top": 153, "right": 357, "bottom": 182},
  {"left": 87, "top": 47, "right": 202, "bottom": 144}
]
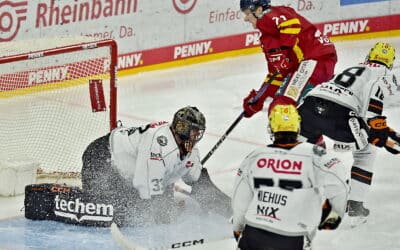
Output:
[
  {"left": 0, "top": 0, "right": 399, "bottom": 72},
  {"left": 272, "top": 0, "right": 340, "bottom": 22},
  {"left": 0, "top": 0, "right": 252, "bottom": 53}
]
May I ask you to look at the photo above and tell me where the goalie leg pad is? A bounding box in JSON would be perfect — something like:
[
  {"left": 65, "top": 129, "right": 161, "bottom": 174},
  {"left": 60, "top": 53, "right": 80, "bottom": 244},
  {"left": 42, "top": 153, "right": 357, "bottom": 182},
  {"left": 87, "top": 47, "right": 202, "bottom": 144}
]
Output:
[
  {"left": 25, "top": 183, "right": 115, "bottom": 227},
  {"left": 25, "top": 184, "right": 57, "bottom": 220}
]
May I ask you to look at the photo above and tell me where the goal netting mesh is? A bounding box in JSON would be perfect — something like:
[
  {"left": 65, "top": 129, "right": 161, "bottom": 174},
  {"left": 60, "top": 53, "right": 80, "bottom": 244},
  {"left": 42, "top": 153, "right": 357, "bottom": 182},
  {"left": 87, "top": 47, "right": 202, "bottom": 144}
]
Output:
[{"left": 0, "top": 37, "right": 117, "bottom": 180}]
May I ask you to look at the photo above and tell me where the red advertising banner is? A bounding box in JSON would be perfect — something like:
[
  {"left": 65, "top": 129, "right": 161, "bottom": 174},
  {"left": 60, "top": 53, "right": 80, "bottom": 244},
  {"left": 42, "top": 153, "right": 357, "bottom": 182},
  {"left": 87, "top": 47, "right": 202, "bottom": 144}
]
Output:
[{"left": 317, "top": 14, "right": 400, "bottom": 37}]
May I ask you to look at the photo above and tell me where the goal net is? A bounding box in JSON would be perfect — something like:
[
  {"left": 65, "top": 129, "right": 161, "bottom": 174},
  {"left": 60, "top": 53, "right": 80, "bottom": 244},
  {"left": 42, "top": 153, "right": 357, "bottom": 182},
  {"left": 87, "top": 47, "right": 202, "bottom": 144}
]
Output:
[{"left": 0, "top": 37, "right": 117, "bottom": 180}]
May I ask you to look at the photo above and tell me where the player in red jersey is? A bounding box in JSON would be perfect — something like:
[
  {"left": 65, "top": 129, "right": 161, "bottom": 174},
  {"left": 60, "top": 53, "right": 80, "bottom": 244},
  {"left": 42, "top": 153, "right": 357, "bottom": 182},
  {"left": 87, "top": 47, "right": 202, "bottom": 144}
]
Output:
[{"left": 240, "top": 0, "right": 337, "bottom": 120}]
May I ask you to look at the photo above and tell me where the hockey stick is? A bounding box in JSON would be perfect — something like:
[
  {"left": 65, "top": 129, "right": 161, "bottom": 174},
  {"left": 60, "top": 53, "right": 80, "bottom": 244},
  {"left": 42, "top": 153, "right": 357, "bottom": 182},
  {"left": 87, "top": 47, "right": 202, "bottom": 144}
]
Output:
[
  {"left": 281, "top": 60, "right": 317, "bottom": 102},
  {"left": 188, "top": 72, "right": 279, "bottom": 219},
  {"left": 111, "top": 222, "right": 233, "bottom": 250},
  {"left": 111, "top": 223, "right": 144, "bottom": 250},
  {"left": 200, "top": 71, "right": 279, "bottom": 165},
  {"left": 200, "top": 112, "right": 244, "bottom": 165}
]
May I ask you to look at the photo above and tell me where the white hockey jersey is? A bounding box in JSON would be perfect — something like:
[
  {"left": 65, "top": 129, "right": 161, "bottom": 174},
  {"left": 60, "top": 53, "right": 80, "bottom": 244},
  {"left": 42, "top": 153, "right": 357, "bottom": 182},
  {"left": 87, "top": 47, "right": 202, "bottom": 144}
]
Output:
[
  {"left": 305, "top": 62, "right": 396, "bottom": 120},
  {"left": 232, "top": 143, "right": 349, "bottom": 237},
  {"left": 109, "top": 122, "right": 202, "bottom": 199}
]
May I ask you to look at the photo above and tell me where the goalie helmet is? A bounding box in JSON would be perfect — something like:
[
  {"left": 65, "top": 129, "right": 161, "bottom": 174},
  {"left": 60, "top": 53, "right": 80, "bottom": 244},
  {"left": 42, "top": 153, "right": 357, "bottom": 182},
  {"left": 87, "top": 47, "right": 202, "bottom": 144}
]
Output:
[
  {"left": 240, "top": 0, "right": 271, "bottom": 12},
  {"left": 367, "top": 42, "right": 396, "bottom": 69},
  {"left": 268, "top": 104, "right": 301, "bottom": 134},
  {"left": 172, "top": 106, "right": 206, "bottom": 144}
]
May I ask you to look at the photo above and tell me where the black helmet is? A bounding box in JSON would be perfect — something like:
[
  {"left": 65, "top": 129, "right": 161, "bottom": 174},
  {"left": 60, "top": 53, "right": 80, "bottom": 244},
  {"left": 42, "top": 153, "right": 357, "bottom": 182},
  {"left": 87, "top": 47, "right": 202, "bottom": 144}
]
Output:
[
  {"left": 172, "top": 106, "right": 206, "bottom": 143},
  {"left": 240, "top": 0, "right": 271, "bottom": 12}
]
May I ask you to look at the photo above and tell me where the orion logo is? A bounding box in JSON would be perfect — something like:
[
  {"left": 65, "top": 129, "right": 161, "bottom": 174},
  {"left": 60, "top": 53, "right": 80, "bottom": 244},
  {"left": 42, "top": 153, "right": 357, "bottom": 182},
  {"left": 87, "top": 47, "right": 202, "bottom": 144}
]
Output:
[
  {"left": 0, "top": 1, "right": 28, "bottom": 42},
  {"left": 172, "top": 0, "right": 197, "bottom": 14}
]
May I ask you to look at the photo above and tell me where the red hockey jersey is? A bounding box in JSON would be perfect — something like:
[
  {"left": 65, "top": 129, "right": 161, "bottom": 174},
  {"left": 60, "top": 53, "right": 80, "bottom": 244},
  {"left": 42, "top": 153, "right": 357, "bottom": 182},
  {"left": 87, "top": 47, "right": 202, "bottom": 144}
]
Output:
[{"left": 256, "top": 6, "right": 336, "bottom": 62}]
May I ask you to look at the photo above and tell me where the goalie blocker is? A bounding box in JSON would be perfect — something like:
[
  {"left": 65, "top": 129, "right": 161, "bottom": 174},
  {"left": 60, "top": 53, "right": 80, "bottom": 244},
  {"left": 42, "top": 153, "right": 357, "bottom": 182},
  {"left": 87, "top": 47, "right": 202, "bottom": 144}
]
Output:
[{"left": 25, "top": 183, "right": 116, "bottom": 227}]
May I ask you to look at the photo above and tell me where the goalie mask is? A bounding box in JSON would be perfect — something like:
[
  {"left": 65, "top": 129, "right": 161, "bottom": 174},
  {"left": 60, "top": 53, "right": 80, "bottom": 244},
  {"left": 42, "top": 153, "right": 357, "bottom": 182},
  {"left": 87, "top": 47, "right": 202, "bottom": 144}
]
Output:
[
  {"left": 172, "top": 106, "right": 206, "bottom": 154},
  {"left": 268, "top": 104, "right": 301, "bottom": 134},
  {"left": 366, "top": 42, "right": 396, "bottom": 70}
]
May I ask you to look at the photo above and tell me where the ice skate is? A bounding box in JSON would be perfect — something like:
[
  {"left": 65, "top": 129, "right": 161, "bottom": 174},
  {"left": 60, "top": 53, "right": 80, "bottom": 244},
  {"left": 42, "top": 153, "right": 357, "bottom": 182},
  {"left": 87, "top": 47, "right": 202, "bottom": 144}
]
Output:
[{"left": 347, "top": 200, "right": 369, "bottom": 227}]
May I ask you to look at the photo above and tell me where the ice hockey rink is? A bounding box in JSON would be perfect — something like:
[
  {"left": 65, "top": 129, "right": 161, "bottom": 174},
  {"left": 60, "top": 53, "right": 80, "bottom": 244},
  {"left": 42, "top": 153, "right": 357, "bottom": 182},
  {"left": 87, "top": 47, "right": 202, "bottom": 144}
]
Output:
[{"left": 1, "top": 37, "right": 400, "bottom": 250}]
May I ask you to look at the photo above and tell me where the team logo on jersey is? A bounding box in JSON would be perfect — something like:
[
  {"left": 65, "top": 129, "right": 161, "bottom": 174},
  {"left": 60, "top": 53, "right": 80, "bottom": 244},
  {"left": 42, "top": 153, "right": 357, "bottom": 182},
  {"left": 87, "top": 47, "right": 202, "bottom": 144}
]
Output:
[{"left": 157, "top": 135, "right": 168, "bottom": 146}]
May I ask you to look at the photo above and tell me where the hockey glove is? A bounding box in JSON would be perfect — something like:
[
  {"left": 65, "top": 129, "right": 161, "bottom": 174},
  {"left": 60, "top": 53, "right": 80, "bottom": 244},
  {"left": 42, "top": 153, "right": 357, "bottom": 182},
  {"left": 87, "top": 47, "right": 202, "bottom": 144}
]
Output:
[
  {"left": 243, "top": 89, "right": 263, "bottom": 118},
  {"left": 318, "top": 214, "right": 342, "bottom": 230},
  {"left": 243, "top": 73, "right": 283, "bottom": 118},
  {"left": 266, "top": 47, "right": 295, "bottom": 75},
  {"left": 233, "top": 231, "right": 242, "bottom": 242},
  {"left": 318, "top": 200, "right": 341, "bottom": 230},
  {"left": 367, "top": 116, "right": 389, "bottom": 147},
  {"left": 388, "top": 128, "right": 400, "bottom": 144},
  {"left": 384, "top": 128, "right": 400, "bottom": 154}
]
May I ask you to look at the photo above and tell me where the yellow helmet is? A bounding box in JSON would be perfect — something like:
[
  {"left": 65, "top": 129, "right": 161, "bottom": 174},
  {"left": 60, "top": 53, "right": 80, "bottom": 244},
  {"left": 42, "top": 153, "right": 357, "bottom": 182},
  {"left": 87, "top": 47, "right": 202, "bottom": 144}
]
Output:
[
  {"left": 367, "top": 42, "right": 396, "bottom": 69},
  {"left": 268, "top": 104, "right": 301, "bottom": 133}
]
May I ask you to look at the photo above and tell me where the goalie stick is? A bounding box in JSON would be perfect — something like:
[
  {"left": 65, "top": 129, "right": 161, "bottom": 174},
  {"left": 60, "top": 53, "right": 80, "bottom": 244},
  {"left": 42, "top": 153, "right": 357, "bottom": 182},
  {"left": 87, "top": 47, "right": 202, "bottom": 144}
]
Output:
[
  {"left": 111, "top": 223, "right": 144, "bottom": 250},
  {"left": 111, "top": 223, "right": 233, "bottom": 250}
]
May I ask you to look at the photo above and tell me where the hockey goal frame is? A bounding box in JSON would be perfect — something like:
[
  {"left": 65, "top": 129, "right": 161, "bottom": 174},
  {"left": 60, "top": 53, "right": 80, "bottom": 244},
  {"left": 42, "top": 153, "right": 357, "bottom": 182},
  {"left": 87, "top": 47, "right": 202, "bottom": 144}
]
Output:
[
  {"left": 0, "top": 38, "right": 118, "bottom": 181},
  {"left": 0, "top": 39, "right": 118, "bottom": 131}
]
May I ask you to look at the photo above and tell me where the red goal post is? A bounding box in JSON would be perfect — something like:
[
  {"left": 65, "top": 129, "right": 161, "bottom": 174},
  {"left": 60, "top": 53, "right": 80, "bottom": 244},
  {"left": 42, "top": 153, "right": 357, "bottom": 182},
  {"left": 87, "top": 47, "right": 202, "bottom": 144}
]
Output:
[{"left": 0, "top": 37, "right": 118, "bottom": 180}]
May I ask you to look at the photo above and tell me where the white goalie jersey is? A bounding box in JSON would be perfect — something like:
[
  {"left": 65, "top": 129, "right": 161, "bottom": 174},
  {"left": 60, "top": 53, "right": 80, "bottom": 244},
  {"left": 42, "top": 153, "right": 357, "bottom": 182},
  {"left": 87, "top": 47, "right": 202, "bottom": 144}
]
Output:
[
  {"left": 109, "top": 122, "right": 202, "bottom": 199},
  {"left": 305, "top": 62, "right": 396, "bottom": 119},
  {"left": 232, "top": 143, "right": 349, "bottom": 237}
]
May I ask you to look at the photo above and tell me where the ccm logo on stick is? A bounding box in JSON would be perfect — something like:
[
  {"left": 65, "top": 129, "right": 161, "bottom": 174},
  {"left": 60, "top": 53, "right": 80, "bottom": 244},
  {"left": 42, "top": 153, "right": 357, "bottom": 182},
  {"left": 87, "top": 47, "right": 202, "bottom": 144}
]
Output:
[{"left": 171, "top": 239, "right": 204, "bottom": 248}]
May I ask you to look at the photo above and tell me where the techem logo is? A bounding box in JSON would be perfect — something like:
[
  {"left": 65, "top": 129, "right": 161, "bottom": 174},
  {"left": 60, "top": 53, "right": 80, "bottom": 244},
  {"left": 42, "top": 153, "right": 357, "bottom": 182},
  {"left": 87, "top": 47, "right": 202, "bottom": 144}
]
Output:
[
  {"left": 172, "top": 0, "right": 197, "bottom": 14},
  {"left": 0, "top": 1, "right": 28, "bottom": 42}
]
